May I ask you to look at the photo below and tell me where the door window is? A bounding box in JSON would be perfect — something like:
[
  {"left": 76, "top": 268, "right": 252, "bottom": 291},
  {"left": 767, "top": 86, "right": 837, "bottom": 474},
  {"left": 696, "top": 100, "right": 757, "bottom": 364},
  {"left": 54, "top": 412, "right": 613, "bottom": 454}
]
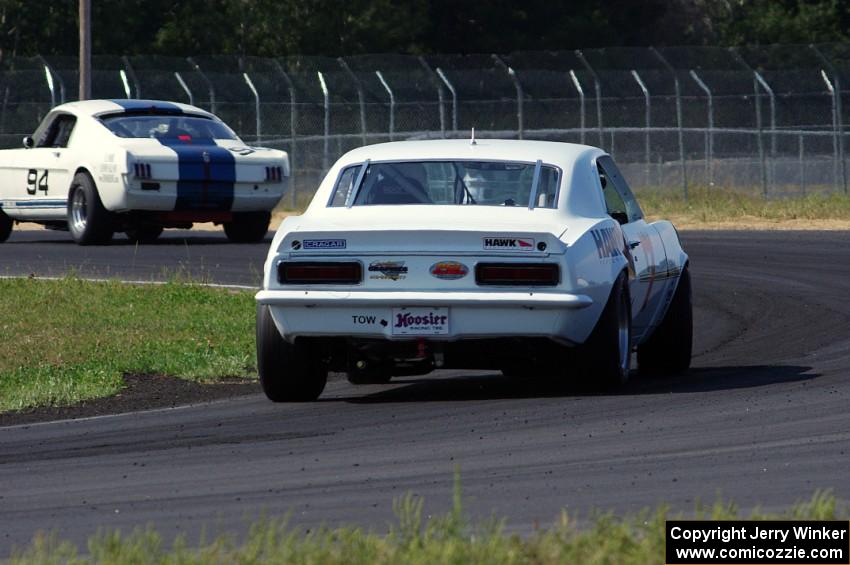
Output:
[
  {"left": 596, "top": 155, "right": 643, "bottom": 223},
  {"left": 34, "top": 114, "right": 77, "bottom": 148}
]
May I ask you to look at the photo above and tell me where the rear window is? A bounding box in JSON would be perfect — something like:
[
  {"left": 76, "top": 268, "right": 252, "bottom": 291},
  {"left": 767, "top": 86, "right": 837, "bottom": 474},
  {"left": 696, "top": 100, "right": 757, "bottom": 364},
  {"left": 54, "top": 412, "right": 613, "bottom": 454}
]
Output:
[
  {"left": 329, "top": 160, "right": 561, "bottom": 208},
  {"left": 100, "top": 113, "right": 238, "bottom": 140}
]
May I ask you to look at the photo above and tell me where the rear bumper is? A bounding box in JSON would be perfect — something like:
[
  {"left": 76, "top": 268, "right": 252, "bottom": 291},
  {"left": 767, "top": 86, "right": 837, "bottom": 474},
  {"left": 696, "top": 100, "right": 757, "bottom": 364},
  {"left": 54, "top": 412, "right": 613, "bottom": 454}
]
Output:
[
  {"left": 111, "top": 183, "right": 283, "bottom": 212},
  {"left": 255, "top": 289, "right": 592, "bottom": 308},
  {"left": 255, "top": 289, "right": 598, "bottom": 343}
]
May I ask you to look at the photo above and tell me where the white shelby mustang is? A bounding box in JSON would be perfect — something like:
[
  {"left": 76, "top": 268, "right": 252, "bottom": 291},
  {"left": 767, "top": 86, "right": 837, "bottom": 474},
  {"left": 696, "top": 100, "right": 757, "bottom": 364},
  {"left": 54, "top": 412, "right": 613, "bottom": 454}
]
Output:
[
  {"left": 0, "top": 99, "right": 288, "bottom": 244},
  {"left": 255, "top": 139, "right": 692, "bottom": 401}
]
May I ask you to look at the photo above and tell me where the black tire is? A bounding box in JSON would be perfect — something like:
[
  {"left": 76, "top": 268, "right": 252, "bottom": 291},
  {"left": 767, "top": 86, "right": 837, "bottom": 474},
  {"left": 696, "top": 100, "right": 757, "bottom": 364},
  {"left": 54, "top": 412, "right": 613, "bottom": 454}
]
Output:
[
  {"left": 125, "top": 225, "right": 164, "bottom": 244},
  {"left": 224, "top": 211, "right": 271, "bottom": 243},
  {"left": 0, "top": 209, "right": 12, "bottom": 243},
  {"left": 346, "top": 365, "right": 393, "bottom": 385},
  {"left": 637, "top": 266, "right": 693, "bottom": 375},
  {"left": 256, "top": 304, "right": 327, "bottom": 402},
  {"left": 67, "top": 172, "right": 113, "bottom": 245},
  {"left": 579, "top": 272, "right": 631, "bottom": 388}
]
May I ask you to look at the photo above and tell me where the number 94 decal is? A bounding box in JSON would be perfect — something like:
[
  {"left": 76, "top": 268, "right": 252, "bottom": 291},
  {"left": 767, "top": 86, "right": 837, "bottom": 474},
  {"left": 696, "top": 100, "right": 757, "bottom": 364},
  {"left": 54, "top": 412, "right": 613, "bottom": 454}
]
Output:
[{"left": 26, "top": 169, "right": 48, "bottom": 195}]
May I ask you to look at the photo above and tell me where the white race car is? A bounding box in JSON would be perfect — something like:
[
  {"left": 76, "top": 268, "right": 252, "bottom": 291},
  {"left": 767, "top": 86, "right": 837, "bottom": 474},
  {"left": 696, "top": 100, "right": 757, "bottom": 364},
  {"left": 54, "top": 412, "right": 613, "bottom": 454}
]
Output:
[
  {"left": 0, "top": 99, "right": 288, "bottom": 244},
  {"left": 256, "top": 139, "right": 691, "bottom": 401}
]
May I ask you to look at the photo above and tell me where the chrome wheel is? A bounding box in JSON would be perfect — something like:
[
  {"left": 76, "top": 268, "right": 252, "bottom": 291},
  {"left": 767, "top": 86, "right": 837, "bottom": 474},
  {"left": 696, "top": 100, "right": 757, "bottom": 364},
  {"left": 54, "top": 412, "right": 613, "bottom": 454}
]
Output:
[{"left": 70, "top": 188, "right": 87, "bottom": 234}]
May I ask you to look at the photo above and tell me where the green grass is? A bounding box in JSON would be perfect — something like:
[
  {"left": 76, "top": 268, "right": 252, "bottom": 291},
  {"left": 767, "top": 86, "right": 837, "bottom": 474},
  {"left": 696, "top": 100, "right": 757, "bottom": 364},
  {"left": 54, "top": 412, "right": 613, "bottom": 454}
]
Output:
[
  {"left": 637, "top": 187, "right": 850, "bottom": 224},
  {"left": 0, "top": 277, "right": 255, "bottom": 413},
  {"left": 276, "top": 187, "right": 850, "bottom": 226},
  {"left": 7, "top": 478, "right": 842, "bottom": 564}
]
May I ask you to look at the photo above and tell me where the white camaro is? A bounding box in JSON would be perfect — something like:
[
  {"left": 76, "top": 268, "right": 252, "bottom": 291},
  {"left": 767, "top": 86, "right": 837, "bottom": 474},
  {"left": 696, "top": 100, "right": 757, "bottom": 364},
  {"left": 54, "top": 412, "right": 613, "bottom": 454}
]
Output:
[
  {"left": 256, "top": 139, "right": 691, "bottom": 401},
  {"left": 0, "top": 99, "right": 288, "bottom": 244}
]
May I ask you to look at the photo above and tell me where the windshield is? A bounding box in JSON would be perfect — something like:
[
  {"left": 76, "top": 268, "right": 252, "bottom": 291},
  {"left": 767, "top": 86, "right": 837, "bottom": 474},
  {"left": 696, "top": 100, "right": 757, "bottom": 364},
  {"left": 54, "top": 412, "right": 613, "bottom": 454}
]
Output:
[
  {"left": 100, "top": 113, "right": 238, "bottom": 141},
  {"left": 329, "top": 160, "right": 560, "bottom": 208}
]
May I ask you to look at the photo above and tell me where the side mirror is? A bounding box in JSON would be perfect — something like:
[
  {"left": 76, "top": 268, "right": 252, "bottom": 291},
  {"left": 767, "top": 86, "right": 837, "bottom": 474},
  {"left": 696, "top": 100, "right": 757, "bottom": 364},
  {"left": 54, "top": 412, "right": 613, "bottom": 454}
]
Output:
[
  {"left": 22, "top": 136, "right": 34, "bottom": 148},
  {"left": 611, "top": 211, "right": 629, "bottom": 225}
]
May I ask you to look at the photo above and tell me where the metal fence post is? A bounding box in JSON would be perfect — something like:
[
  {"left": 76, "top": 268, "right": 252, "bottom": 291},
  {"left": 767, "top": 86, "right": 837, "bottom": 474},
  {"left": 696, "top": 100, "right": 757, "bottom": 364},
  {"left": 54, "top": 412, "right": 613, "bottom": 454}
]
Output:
[
  {"left": 174, "top": 72, "right": 193, "bottom": 106},
  {"left": 435, "top": 67, "right": 458, "bottom": 133},
  {"left": 375, "top": 70, "right": 395, "bottom": 141},
  {"left": 38, "top": 56, "right": 64, "bottom": 104},
  {"left": 317, "top": 70, "right": 330, "bottom": 174},
  {"left": 419, "top": 56, "right": 446, "bottom": 137},
  {"left": 575, "top": 50, "right": 604, "bottom": 147},
  {"left": 242, "top": 72, "right": 261, "bottom": 143},
  {"left": 752, "top": 72, "right": 769, "bottom": 196},
  {"left": 811, "top": 44, "right": 847, "bottom": 194},
  {"left": 754, "top": 72, "right": 776, "bottom": 190},
  {"left": 689, "top": 70, "right": 714, "bottom": 186},
  {"left": 273, "top": 60, "right": 298, "bottom": 208},
  {"left": 730, "top": 49, "right": 768, "bottom": 196},
  {"left": 821, "top": 69, "right": 841, "bottom": 191},
  {"left": 42, "top": 64, "right": 56, "bottom": 108},
  {"left": 493, "top": 54, "right": 524, "bottom": 139},
  {"left": 338, "top": 58, "right": 367, "bottom": 146},
  {"left": 797, "top": 133, "right": 806, "bottom": 196},
  {"left": 119, "top": 70, "right": 132, "bottom": 99},
  {"left": 630, "top": 69, "right": 651, "bottom": 186},
  {"left": 651, "top": 47, "right": 687, "bottom": 200},
  {"left": 187, "top": 57, "right": 216, "bottom": 112},
  {"left": 568, "top": 70, "right": 585, "bottom": 144},
  {"left": 122, "top": 56, "right": 141, "bottom": 98}
]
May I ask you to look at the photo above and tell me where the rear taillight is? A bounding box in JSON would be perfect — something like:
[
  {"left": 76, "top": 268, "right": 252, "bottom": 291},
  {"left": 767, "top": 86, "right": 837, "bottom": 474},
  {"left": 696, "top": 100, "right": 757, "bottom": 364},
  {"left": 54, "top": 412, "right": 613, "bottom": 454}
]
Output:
[
  {"left": 475, "top": 263, "right": 559, "bottom": 286},
  {"left": 279, "top": 261, "right": 362, "bottom": 285},
  {"left": 265, "top": 165, "right": 283, "bottom": 182},
  {"left": 133, "top": 163, "right": 152, "bottom": 179}
]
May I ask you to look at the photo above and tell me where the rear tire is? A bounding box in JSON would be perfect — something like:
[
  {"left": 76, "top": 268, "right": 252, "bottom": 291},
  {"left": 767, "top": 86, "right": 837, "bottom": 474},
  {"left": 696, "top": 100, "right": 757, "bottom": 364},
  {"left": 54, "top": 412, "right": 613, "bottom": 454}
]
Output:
[
  {"left": 125, "top": 225, "right": 163, "bottom": 244},
  {"left": 224, "top": 211, "right": 270, "bottom": 243},
  {"left": 579, "top": 272, "right": 631, "bottom": 389},
  {"left": 0, "top": 210, "right": 12, "bottom": 242},
  {"left": 67, "top": 172, "right": 113, "bottom": 245},
  {"left": 637, "top": 266, "right": 692, "bottom": 375},
  {"left": 256, "top": 304, "right": 327, "bottom": 402}
]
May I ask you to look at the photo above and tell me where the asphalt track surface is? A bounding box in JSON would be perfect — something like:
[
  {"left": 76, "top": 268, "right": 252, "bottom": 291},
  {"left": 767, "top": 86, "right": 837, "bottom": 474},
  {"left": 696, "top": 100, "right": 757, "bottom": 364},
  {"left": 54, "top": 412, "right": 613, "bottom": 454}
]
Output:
[{"left": 1, "top": 228, "right": 849, "bottom": 553}]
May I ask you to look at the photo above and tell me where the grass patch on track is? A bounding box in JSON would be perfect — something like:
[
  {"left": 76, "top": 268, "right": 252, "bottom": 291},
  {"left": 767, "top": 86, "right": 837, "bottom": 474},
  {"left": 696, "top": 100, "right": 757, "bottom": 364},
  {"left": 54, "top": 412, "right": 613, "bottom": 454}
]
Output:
[
  {"left": 0, "top": 277, "right": 255, "bottom": 413},
  {"left": 8, "top": 481, "right": 841, "bottom": 564},
  {"left": 638, "top": 188, "right": 850, "bottom": 229}
]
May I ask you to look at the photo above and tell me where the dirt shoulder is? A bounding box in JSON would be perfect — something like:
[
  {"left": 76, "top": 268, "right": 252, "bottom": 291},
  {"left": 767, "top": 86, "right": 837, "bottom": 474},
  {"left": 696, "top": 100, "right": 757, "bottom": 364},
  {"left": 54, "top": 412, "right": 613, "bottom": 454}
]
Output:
[{"left": 0, "top": 374, "right": 260, "bottom": 427}]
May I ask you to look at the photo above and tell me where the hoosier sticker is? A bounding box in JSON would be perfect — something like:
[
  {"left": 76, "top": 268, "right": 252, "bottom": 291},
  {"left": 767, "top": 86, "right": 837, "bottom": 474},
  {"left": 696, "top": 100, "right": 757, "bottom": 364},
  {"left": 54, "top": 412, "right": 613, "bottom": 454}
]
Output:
[
  {"left": 483, "top": 237, "right": 534, "bottom": 251},
  {"left": 391, "top": 307, "right": 449, "bottom": 335}
]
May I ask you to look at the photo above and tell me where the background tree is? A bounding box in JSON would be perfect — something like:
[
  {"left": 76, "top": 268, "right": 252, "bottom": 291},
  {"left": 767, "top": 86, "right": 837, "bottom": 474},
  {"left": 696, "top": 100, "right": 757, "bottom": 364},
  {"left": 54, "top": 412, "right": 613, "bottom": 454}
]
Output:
[{"left": 0, "top": 0, "right": 848, "bottom": 61}]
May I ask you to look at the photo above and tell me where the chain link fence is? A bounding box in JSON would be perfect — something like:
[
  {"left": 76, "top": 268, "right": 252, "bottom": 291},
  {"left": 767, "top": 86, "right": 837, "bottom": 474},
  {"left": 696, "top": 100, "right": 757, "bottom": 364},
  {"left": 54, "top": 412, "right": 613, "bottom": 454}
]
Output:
[{"left": 3, "top": 44, "right": 850, "bottom": 205}]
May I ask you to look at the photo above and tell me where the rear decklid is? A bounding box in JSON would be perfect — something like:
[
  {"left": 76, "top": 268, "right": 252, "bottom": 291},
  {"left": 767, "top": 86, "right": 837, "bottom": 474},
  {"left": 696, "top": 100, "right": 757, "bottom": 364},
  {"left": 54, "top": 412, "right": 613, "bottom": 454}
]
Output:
[
  {"left": 279, "top": 205, "right": 568, "bottom": 256},
  {"left": 271, "top": 206, "right": 572, "bottom": 291}
]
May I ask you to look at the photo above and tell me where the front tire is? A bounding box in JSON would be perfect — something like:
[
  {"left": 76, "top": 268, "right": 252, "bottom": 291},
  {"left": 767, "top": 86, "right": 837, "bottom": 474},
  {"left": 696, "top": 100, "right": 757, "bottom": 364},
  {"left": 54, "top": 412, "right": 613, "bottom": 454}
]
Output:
[
  {"left": 637, "top": 266, "right": 693, "bottom": 375},
  {"left": 580, "top": 272, "right": 631, "bottom": 388},
  {"left": 256, "top": 304, "right": 327, "bottom": 401},
  {"left": 224, "top": 211, "right": 270, "bottom": 243},
  {"left": 67, "top": 172, "right": 113, "bottom": 245},
  {"left": 0, "top": 210, "right": 12, "bottom": 242}
]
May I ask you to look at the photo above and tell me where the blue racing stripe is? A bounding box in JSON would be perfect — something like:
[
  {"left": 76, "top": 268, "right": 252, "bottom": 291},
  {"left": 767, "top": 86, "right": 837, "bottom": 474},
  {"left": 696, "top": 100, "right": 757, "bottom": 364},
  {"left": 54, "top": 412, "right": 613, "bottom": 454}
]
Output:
[
  {"left": 158, "top": 137, "right": 235, "bottom": 211},
  {"left": 9, "top": 199, "right": 66, "bottom": 208},
  {"left": 109, "top": 99, "right": 185, "bottom": 113}
]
